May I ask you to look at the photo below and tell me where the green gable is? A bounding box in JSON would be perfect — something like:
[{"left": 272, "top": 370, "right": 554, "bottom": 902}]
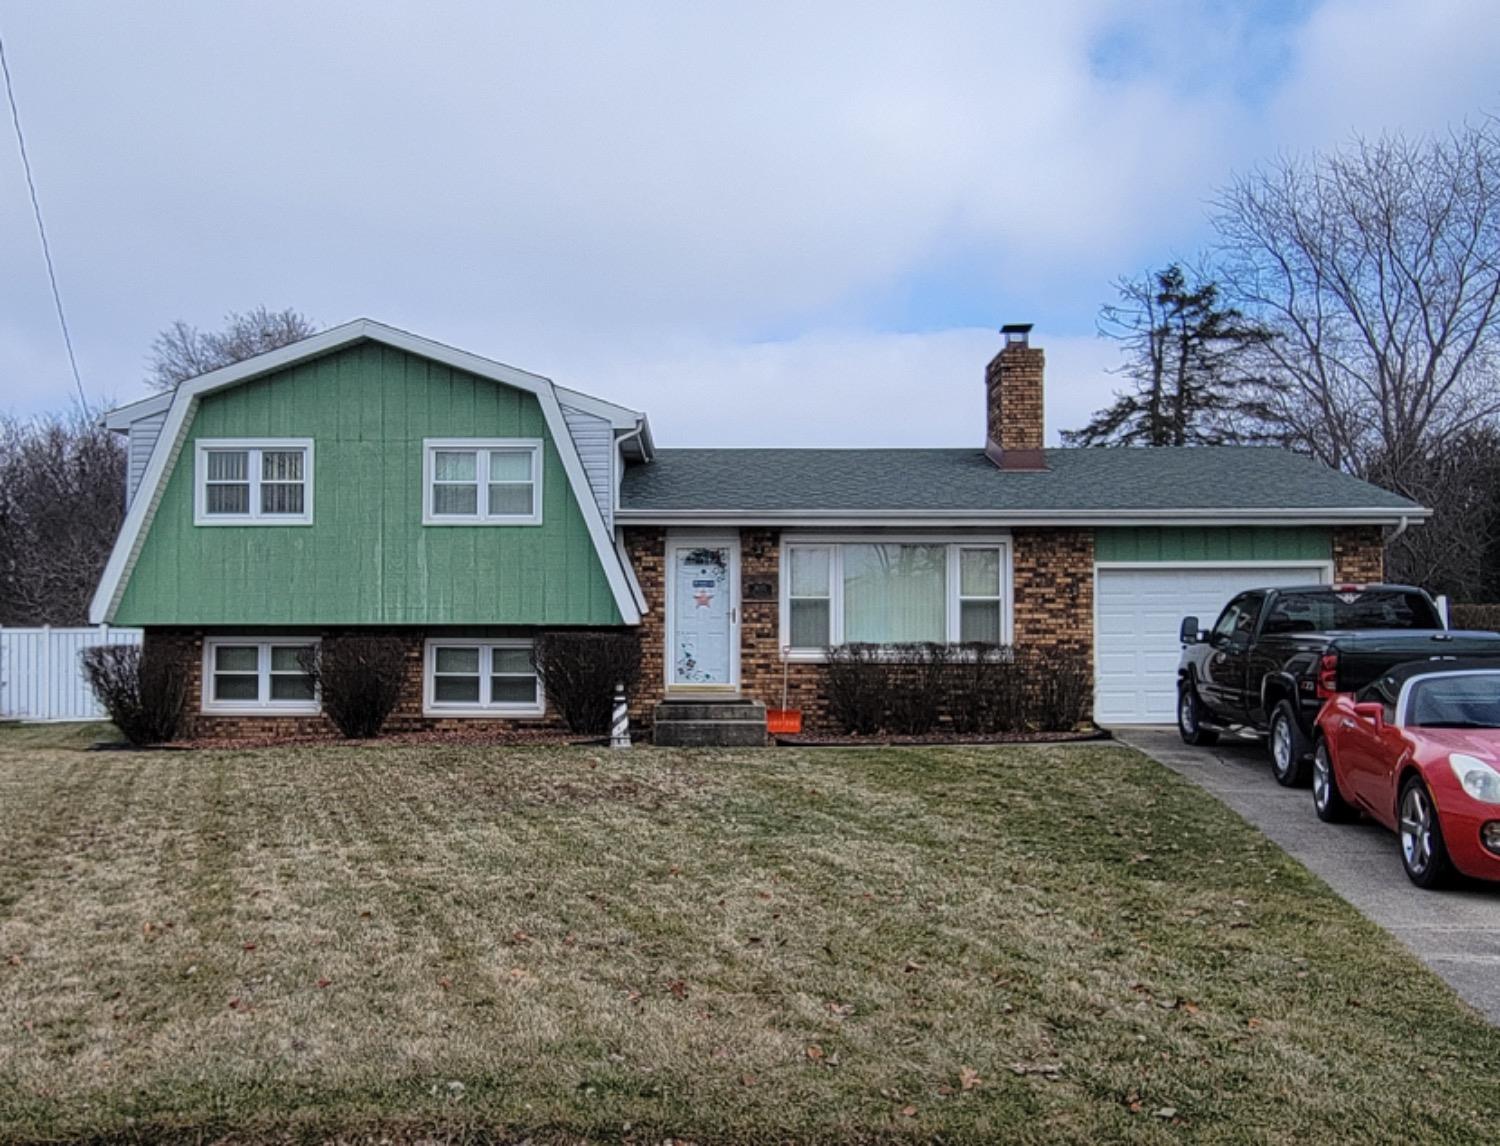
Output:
[
  {"left": 113, "top": 341, "right": 623, "bottom": 626},
  {"left": 1095, "top": 526, "right": 1332, "bottom": 563}
]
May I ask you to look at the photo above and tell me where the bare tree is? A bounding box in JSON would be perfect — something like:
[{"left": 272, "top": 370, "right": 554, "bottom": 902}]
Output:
[
  {"left": 1063, "top": 263, "right": 1276, "bottom": 447},
  {"left": 0, "top": 409, "right": 125, "bottom": 625},
  {"left": 1213, "top": 121, "right": 1500, "bottom": 592},
  {"left": 146, "top": 306, "right": 317, "bottom": 390}
]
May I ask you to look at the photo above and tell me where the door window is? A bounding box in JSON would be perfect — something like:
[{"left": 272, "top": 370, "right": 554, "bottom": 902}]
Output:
[{"left": 1211, "top": 594, "right": 1260, "bottom": 645}]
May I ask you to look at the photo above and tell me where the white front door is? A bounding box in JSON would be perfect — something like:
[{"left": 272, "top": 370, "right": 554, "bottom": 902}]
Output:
[{"left": 667, "top": 538, "right": 739, "bottom": 689}]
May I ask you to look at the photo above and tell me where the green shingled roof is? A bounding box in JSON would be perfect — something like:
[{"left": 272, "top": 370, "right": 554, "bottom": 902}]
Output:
[{"left": 618, "top": 447, "right": 1423, "bottom": 515}]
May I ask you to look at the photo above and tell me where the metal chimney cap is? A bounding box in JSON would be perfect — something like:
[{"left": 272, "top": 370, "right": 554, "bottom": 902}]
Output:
[{"left": 1001, "top": 322, "right": 1033, "bottom": 345}]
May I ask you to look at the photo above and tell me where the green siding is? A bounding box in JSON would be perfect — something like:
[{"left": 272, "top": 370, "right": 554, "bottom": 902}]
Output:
[
  {"left": 114, "top": 342, "right": 622, "bottom": 626},
  {"left": 1095, "top": 526, "right": 1332, "bottom": 564}
]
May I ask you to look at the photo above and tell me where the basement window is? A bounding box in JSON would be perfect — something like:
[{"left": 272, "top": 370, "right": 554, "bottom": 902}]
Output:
[
  {"left": 423, "top": 639, "right": 544, "bottom": 716},
  {"left": 202, "top": 637, "right": 320, "bottom": 714},
  {"left": 195, "top": 440, "right": 314, "bottom": 525}
]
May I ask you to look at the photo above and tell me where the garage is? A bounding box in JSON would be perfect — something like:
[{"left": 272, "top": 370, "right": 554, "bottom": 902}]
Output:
[{"left": 1094, "top": 564, "right": 1331, "bottom": 724}]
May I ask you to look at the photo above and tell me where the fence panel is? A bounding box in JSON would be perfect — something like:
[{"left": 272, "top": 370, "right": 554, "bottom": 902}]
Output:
[{"left": 0, "top": 626, "right": 144, "bottom": 722}]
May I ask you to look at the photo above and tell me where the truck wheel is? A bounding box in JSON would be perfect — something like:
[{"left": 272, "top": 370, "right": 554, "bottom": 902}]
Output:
[
  {"left": 1177, "top": 682, "right": 1219, "bottom": 746},
  {"left": 1311, "top": 737, "right": 1354, "bottom": 822},
  {"left": 1269, "top": 700, "right": 1310, "bottom": 787}
]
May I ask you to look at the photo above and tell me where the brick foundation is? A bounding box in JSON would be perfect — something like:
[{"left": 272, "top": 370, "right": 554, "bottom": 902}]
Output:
[
  {"left": 1332, "top": 525, "right": 1385, "bottom": 583},
  {"left": 151, "top": 629, "right": 568, "bottom": 741}
]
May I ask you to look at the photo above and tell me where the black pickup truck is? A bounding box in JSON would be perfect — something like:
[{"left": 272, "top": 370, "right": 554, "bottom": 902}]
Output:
[{"left": 1176, "top": 583, "right": 1500, "bottom": 785}]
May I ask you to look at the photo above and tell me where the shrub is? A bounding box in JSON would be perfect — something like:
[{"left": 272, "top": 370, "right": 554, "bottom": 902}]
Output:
[
  {"left": 1451, "top": 603, "right": 1500, "bottom": 632},
  {"left": 1019, "top": 646, "right": 1092, "bottom": 731},
  {"left": 884, "top": 642, "right": 951, "bottom": 735},
  {"left": 531, "top": 631, "right": 642, "bottom": 734},
  {"left": 80, "top": 644, "right": 187, "bottom": 745},
  {"left": 946, "top": 643, "right": 1026, "bottom": 735},
  {"left": 823, "top": 643, "right": 889, "bottom": 734},
  {"left": 299, "top": 636, "right": 407, "bottom": 739}
]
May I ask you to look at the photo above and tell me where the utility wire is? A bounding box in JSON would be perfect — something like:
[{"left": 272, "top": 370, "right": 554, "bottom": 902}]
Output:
[{"left": 0, "top": 27, "right": 88, "bottom": 409}]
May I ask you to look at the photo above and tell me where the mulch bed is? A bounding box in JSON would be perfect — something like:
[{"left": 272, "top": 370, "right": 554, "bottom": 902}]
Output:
[
  {"left": 774, "top": 728, "right": 1111, "bottom": 747},
  {"left": 114, "top": 728, "right": 608, "bottom": 752}
]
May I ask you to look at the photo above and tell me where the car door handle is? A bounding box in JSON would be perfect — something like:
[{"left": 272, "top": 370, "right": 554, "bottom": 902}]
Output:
[{"left": 1340, "top": 718, "right": 1357, "bottom": 730}]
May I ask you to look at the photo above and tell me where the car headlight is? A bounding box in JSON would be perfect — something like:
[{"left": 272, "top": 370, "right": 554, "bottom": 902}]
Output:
[{"left": 1448, "top": 754, "right": 1500, "bottom": 804}]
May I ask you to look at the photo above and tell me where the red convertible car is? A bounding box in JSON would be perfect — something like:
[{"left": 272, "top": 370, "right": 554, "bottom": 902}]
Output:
[{"left": 1313, "top": 660, "right": 1500, "bottom": 889}]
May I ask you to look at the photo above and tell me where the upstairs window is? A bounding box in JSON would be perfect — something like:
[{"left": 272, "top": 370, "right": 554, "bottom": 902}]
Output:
[
  {"left": 195, "top": 439, "right": 313, "bottom": 525},
  {"left": 423, "top": 439, "right": 543, "bottom": 525}
]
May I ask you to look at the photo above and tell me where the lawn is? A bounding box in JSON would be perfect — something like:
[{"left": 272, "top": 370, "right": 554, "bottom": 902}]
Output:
[{"left": 1, "top": 727, "right": 1497, "bottom": 1144}]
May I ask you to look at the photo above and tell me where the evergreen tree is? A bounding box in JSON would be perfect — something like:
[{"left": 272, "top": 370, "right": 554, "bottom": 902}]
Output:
[{"left": 1063, "top": 264, "right": 1274, "bottom": 447}]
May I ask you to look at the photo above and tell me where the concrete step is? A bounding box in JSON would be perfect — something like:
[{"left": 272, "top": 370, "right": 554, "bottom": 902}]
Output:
[
  {"left": 655, "top": 700, "right": 767, "bottom": 722},
  {"left": 652, "top": 698, "right": 768, "bottom": 747},
  {"left": 653, "top": 718, "right": 768, "bottom": 748}
]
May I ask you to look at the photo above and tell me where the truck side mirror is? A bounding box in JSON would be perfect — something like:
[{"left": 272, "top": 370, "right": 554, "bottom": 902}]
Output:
[{"left": 1179, "top": 616, "right": 1201, "bottom": 645}]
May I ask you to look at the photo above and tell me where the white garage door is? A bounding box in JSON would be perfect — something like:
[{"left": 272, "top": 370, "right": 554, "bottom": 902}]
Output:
[{"left": 1095, "top": 565, "right": 1330, "bottom": 725}]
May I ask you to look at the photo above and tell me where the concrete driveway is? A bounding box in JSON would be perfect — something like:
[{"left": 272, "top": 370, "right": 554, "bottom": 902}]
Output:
[{"left": 1117, "top": 727, "right": 1500, "bottom": 1025}]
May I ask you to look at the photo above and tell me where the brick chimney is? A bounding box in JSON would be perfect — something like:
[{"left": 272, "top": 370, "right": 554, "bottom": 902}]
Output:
[{"left": 985, "top": 323, "right": 1046, "bottom": 471}]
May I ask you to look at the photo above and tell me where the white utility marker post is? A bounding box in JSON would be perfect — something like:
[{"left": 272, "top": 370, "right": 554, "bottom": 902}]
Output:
[{"left": 610, "top": 683, "right": 631, "bottom": 749}]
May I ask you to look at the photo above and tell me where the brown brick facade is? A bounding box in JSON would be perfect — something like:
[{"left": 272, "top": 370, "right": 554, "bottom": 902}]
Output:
[
  {"left": 622, "top": 525, "right": 1097, "bottom": 733},
  {"left": 985, "top": 342, "right": 1045, "bottom": 454},
  {"left": 1332, "top": 525, "right": 1385, "bottom": 583},
  {"left": 151, "top": 629, "right": 566, "bottom": 740}
]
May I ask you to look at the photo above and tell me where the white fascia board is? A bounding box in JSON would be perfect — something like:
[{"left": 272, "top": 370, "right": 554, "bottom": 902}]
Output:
[
  {"left": 613, "top": 507, "right": 1430, "bottom": 527},
  {"left": 553, "top": 384, "right": 647, "bottom": 429},
  {"left": 102, "top": 390, "right": 173, "bottom": 430},
  {"left": 91, "top": 317, "right": 643, "bottom": 626}
]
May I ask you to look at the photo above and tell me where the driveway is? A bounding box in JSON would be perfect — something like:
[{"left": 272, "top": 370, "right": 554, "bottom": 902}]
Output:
[{"left": 1118, "top": 727, "right": 1500, "bottom": 1025}]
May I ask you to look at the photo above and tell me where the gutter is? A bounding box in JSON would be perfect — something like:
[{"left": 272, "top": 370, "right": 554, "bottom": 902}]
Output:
[{"left": 613, "top": 506, "right": 1432, "bottom": 528}]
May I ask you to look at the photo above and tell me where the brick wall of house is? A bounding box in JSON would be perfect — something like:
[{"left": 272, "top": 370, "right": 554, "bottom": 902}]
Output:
[
  {"left": 1332, "top": 525, "right": 1385, "bottom": 583},
  {"left": 150, "top": 629, "right": 566, "bottom": 741},
  {"left": 622, "top": 525, "right": 1098, "bottom": 734}
]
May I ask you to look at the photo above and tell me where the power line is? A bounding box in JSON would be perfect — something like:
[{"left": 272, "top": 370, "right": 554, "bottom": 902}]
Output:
[{"left": 0, "top": 27, "right": 88, "bottom": 409}]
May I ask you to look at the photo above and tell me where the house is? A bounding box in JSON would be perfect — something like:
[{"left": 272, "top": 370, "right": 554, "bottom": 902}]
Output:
[{"left": 91, "top": 319, "right": 1426, "bottom": 738}]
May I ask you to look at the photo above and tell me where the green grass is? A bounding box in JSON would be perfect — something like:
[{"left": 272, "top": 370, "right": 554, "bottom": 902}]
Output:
[{"left": 0, "top": 734, "right": 1497, "bottom": 1143}]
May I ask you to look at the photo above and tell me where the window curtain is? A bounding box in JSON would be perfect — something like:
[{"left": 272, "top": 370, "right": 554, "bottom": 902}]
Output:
[{"left": 842, "top": 544, "right": 945, "bottom": 643}]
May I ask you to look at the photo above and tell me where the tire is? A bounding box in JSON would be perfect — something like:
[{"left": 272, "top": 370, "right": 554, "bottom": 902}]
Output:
[
  {"left": 1269, "top": 700, "right": 1311, "bottom": 787},
  {"left": 1311, "top": 737, "right": 1354, "bottom": 823},
  {"left": 1398, "top": 776, "right": 1455, "bottom": 890},
  {"left": 1177, "top": 681, "right": 1219, "bottom": 747}
]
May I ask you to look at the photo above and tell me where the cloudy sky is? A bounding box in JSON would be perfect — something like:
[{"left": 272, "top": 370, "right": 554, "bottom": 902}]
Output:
[{"left": 1, "top": 1, "right": 1497, "bottom": 445}]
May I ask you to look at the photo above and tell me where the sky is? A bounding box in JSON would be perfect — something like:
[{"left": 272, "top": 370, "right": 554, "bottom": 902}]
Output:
[{"left": 1, "top": 1, "right": 1498, "bottom": 446}]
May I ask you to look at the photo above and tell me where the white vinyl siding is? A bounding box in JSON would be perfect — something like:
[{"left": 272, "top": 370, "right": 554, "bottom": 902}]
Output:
[
  {"left": 202, "top": 637, "right": 320, "bottom": 714},
  {"left": 423, "top": 639, "right": 544, "bottom": 716},
  {"left": 194, "top": 439, "right": 314, "bottom": 525},
  {"left": 422, "top": 439, "right": 543, "bottom": 525},
  {"left": 781, "top": 538, "right": 1012, "bottom": 657},
  {"left": 561, "top": 403, "right": 615, "bottom": 529},
  {"left": 125, "top": 408, "right": 168, "bottom": 509}
]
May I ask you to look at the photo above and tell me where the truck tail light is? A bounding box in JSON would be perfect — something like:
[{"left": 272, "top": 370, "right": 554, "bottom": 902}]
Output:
[{"left": 1316, "top": 652, "right": 1340, "bottom": 699}]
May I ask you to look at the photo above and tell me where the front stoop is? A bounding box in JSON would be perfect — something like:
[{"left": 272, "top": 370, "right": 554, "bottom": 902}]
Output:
[{"left": 652, "top": 698, "right": 769, "bottom": 747}]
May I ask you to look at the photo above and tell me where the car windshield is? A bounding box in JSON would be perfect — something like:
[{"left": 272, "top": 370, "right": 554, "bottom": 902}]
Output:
[
  {"left": 1261, "top": 589, "right": 1440, "bottom": 634},
  {"left": 1406, "top": 673, "right": 1500, "bottom": 729}
]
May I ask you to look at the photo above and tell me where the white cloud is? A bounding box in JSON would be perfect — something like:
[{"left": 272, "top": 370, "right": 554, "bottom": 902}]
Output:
[{"left": 0, "top": 0, "right": 1495, "bottom": 437}]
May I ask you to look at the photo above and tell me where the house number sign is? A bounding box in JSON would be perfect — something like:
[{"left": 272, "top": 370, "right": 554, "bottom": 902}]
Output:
[{"left": 742, "top": 573, "right": 778, "bottom": 601}]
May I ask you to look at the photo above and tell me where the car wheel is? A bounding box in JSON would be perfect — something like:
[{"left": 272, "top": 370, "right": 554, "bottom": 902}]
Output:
[
  {"left": 1269, "top": 700, "right": 1310, "bottom": 787},
  {"left": 1311, "top": 737, "right": 1354, "bottom": 823},
  {"left": 1177, "top": 682, "right": 1219, "bottom": 746},
  {"left": 1398, "top": 776, "right": 1454, "bottom": 890}
]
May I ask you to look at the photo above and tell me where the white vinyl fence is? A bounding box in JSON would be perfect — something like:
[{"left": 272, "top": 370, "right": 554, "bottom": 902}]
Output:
[{"left": 0, "top": 626, "right": 144, "bottom": 722}]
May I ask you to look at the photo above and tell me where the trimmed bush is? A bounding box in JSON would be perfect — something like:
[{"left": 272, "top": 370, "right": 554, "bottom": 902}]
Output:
[
  {"left": 80, "top": 644, "right": 187, "bottom": 745},
  {"left": 1451, "top": 603, "right": 1500, "bottom": 632},
  {"left": 299, "top": 636, "right": 407, "bottom": 739},
  {"left": 822, "top": 642, "right": 1093, "bottom": 736},
  {"left": 824, "top": 643, "right": 889, "bottom": 734},
  {"left": 531, "top": 631, "right": 642, "bottom": 734},
  {"left": 884, "top": 642, "right": 952, "bottom": 735}
]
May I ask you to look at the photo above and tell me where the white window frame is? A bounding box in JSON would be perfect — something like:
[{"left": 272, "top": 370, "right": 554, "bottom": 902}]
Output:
[
  {"left": 779, "top": 535, "right": 1013, "bottom": 661},
  {"left": 201, "top": 636, "right": 322, "bottom": 715},
  {"left": 422, "top": 438, "right": 544, "bottom": 526},
  {"left": 422, "top": 638, "right": 546, "bottom": 717},
  {"left": 194, "top": 439, "right": 314, "bottom": 526}
]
